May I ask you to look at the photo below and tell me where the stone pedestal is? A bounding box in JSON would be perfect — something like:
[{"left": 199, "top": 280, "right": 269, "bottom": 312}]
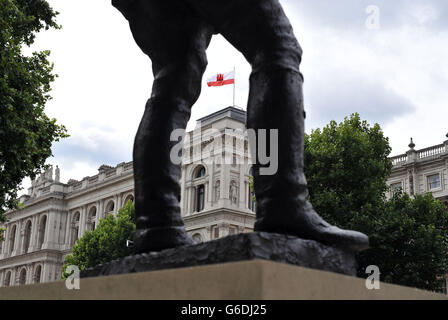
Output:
[
  {"left": 0, "top": 260, "right": 446, "bottom": 300},
  {"left": 82, "top": 232, "right": 357, "bottom": 278}
]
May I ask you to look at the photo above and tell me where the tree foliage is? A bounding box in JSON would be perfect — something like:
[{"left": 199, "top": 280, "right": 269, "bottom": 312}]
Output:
[
  {"left": 362, "top": 191, "right": 448, "bottom": 290},
  {"left": 0, "top": 0, "right": 68, "bottom": 223},
  {"left": 304, "top": 113, "right": 448, "bottom": 291},
  {"left": 62, "top": 201, "right": 136, "bottom": 278}
]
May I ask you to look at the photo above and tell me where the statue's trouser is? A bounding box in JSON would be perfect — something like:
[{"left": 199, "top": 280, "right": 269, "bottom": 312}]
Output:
[{"left": 113, "top": 0, "right": 369, "bottom": 253}]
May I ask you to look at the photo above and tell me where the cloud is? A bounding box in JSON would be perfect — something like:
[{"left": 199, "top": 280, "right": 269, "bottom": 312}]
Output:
[
  {"left": 304, "top": 69, "right": 415, "bottom": 129},
  {"left": 284, "top": 0, "right": 448, "bottom": 31}
]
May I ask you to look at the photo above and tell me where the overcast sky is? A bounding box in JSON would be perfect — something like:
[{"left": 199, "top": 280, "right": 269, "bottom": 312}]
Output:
[{"left": 20, "top": 0, "right": 448, "bottom": 192}]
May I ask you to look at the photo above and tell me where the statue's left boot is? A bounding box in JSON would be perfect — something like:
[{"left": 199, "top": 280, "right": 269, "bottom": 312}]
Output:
[
  {"left": 248, "top": 68, "right": 369, "bottom": 252},
  {"left": 132, "top": 97, "right": 196, "bottom": 253}
]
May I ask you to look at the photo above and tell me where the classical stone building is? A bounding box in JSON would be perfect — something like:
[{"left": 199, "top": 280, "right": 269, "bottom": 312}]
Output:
[
  {"left": 0, "top": 106, "right": 256, "bottom": 287},
  {"left": 1, "top": 105, "right": 447, "bottom": 288},
  {"left": 387, "top": 135, "right": 448, "bottom": 208}
]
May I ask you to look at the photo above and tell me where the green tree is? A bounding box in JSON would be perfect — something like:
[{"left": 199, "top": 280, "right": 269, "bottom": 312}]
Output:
[
  {"left": 303, "top": 113, "right": 448, "bottom": 291},
  {"left": 360, "top": 191, "right": 448, "bottom": 291},
  {"left": 62, "top": 200, "right": 136, "bottom": 277},
  {"left": 0, "top": 0, "right": 68, "bottom": 227}
]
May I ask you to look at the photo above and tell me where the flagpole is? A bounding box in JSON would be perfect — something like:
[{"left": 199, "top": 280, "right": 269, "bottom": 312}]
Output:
[{"left": 233, "top": 66, "right": 236, "bottom": 107}]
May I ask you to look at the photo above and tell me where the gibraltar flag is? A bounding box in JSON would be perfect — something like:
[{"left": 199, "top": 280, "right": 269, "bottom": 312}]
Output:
[{"left": 207, "top": 71, "right": 235, "bottom": 87}]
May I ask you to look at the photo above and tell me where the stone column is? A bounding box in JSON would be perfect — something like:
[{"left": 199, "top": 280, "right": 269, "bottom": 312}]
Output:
[
  {"left": 114, "top": 194, "right": 120, "bottom": 215},
  {"left": 64, "top": 212, "right": 71, "bottom": 249},
  {"left": 43, "top": 212, "right": 54, "bottom": 249},
  {"left": 239, "top": 164, "right": 245, "bottom": 209},
  {"left": 204, "top": 182, "right": 211, "bottom": 211},
  {"left": 185, "top": 187, "right": 189, "bottom": 215},
  {"left": 208, "top": 163, "right": 214, "bottom": 207},
  {"left": 79, "top": 205, "right": 87, "bottom": 237},
  {"left": 12, "top": 220, "right": 22, "bottom": 256},
  {"left": 41, "top": 263, "right": 49, "bottom": 284},
  {"left": 3, "top": 226, "right": 10, "bottom": 257},
  {"left": 180, "top": 166, "right": 186, "bottom": 216},
  {"left": 26, "top": 264, "right": 33, "bottom": 284},
  {"left": 118, "top": 193, "right": 123, "bottom": 212},
  {"left": 98, "top": 199, "right": 104, "bottom": 220},
  {"left": 13, "top": 267, "right": 19, "bottom": 286},
  {"left": 95, "top": 200, "right": 101, "bottom": 227},
  {"left": 219, "top": 166, "right": 226, "bottom": 207},
  {"left": 29, "top": 215, "right": 39, "bottom": 252},
  {"left": 205, "top": 225, "right": 212, "bottom": 242}
]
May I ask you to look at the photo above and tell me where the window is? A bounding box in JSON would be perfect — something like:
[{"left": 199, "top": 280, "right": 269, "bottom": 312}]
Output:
[
  {"left": 195, "top": 166, "right": 206, "bottom": 179},
  {"left": 196, "top": 185, "right": 205, "bottom": 212},
  {"left": 106, "top": 201, "right": 115, "bottom": 215},
  {"left": 124, "top": 194, "right": 134, "bottom": 205},
  {"left": 3, "top": 271, "right": 11, "bottom": 287},
  {"left": 192, "top": 233, "right": 202, "bottom": 243},
  {"left": 23, "top": 221, "right": 32, "bottom": 253},
  {"left": 19, "top": 268, "right": 26, "bottom": 286},
  {"left": 427, "top": 174, "right": 441, "bottom": 190},
  {"left": 213, "top": 226, "right": 219, "bottom": 239},
  {"left": 9, "top": 225, "right": 16, "bottom": 254},
  {"left": 34, "top": 265, "right": 42, "bottom": 284},
  {"left": 87, "top": 207, "right": 97, "bottom": 231},
  {"left": 390, "top": 182, "right": 402, "bottom": 195}
]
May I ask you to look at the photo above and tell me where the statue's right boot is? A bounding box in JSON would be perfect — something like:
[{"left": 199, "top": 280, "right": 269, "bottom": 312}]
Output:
[
  {"left": 132, "top": 97, "right": 195, "bottom": 254},
  {"left": 248, "top": 67, "right": 369, "bottom": 252}
]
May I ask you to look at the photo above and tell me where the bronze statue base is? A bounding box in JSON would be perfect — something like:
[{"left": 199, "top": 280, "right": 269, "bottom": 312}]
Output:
[{"left": 81, "top": 232, "right": 358, "bottom": 278}]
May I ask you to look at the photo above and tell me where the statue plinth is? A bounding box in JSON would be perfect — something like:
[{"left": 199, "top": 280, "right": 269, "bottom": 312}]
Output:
[{"left": 81, "top": 232, "right": 358, "bottom": 278}]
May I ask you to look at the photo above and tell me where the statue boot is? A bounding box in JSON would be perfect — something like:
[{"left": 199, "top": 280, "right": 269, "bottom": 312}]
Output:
[
  {"left": 132, "top": 97, "right": 196, "bottom": 253},
  {"left": 248, "top": 67, "right": 369, "bottom": 252}
]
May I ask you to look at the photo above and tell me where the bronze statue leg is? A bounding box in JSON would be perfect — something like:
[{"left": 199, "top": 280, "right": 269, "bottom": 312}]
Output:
[
  {"left": 187, "top": 0, "right": 369, "bottom": 251},
  {"left": 113, "top": 0, "right": 214, "bottom": 252}
]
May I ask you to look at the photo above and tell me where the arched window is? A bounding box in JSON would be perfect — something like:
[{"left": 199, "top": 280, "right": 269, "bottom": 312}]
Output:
[
  {"left": 34, "top": 265, "right": 42, "bottom": 284},
  {"left": 19, "top": 268, "right": 27, "bottom": 286},
  {"left": 195, "top": 166, "right": 206, "bottom": 179},
  {"left": 87, "top": 207, "right": 97, "bottom": 231},
  {"left": 23, "top": 220, "right": 32, "bottom": 253},
  {"left": 123, "top": 194, "right": 134, "bottom": 205},
  {"left": 192, "top": 233, "right": 202, "bottom": 243},
  {"left": 71, "top": 212, "right": 80, "bottom": 246},
  {"left": 105, "top": 200, "right": 115, "bottom": 216},
  {"left": 37, "top": 216, "right": 47, "bottom": 250},
  {"left": 195, "top": 185, "right": 205, "bottom": 212},
  {"left": 9, "top": 225, "right": 16, "bottom": 254},
  {"left": 3, "top": 271, "right": 11, "bottom": 287}
]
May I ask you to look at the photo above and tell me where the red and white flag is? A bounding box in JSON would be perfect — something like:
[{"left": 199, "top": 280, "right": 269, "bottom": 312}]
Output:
[{"left": 207, "top": 71, "right": 235, "bottom": 87}]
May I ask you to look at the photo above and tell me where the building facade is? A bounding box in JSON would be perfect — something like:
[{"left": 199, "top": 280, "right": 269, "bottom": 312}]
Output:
[
  {"left": 0, "top": 107, "right": 256, "bottom": 287},
  {"left": 1, "top": 105, "right": 447, "bottom": 287},
  {"left": 387, "top": 136, "right": 448, "bottom": 208}
]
